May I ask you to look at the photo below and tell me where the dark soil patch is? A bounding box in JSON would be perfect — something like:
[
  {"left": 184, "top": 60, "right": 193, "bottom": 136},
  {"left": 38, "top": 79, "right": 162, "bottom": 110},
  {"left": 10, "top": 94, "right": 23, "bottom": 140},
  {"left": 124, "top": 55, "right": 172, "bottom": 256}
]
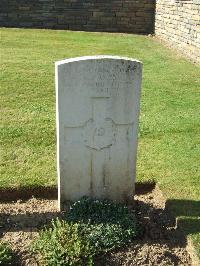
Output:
[
  {"left": 96, "top": 186, "right": 191, "bottom": 266},
  {"left": 0, "top": 186, "right": 192, "bottom": 265}
]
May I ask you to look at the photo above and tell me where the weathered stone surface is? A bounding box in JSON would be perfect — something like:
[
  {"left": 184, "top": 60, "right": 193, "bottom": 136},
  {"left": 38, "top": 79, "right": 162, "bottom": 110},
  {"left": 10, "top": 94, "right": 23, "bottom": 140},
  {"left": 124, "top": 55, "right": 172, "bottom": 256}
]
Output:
[
  {"left": 56, "top": 56, "right": 142, "bottom": 210},
  {"left": 155, "top": 0, "right": 200, "bottom": 64}
]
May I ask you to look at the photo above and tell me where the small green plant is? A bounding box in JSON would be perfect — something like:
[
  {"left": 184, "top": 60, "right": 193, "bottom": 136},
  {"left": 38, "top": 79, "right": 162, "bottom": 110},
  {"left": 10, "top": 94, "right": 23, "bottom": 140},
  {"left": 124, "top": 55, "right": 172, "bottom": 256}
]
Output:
[
  {"left": 0, "top": 241, "right": 13, "bottom": 265},
  {"left": 32, "top": 219, "right": 93, "bottom": 266},
  {"left": 32, "top": 197, "right": 138, "bottom": 265},
  {"left": 66, "top": 197, "right": 137, "bottom": 251}
]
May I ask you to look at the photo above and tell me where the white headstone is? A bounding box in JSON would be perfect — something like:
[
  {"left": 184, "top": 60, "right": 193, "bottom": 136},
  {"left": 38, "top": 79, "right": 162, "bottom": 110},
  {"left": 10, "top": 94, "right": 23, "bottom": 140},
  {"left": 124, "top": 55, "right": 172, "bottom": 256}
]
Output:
[{"left": 56, "top": 55, "right": 142, "bottom": 210}]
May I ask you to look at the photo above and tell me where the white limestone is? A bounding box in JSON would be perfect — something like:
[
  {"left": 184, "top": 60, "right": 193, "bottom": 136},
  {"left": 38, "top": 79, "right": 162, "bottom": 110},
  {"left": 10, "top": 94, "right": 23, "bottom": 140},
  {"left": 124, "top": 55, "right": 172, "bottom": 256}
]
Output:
[{"left": 55, "top": 55, "right": 142, "bottom": 210}]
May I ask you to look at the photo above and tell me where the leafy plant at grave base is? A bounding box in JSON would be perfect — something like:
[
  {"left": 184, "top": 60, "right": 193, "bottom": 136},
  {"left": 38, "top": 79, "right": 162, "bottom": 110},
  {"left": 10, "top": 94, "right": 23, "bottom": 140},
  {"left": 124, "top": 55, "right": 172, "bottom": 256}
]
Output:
[
  {"left": 66, "top": 197, "right": 138, "bottom": 251},
  {"left": 32, "top": 219, "right": 93, "bottom": 266},
  {"left": 32, "top": 197, "right": 138, "bottom": 266},
  {"left": 0, "top": 241, "right": 13, "bottom": 265}
]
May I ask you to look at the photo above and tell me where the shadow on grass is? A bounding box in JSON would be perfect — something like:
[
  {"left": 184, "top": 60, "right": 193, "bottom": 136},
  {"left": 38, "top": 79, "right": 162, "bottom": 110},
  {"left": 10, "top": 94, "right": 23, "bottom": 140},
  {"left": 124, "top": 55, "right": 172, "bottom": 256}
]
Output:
[
  {"left": 1, "top": 184, "right": 199, "bottom": 237},
  {"left": 0, "top": 186, "right": 57, "bottom": 201},
  {"left": 1, "top": 186, "right": 199, "bottom": 244},
  {"left": 165, "top": 199, "right": 200, "bottom": 236},
  {"left": 0, "top": 186, "right": 193, "bottom": 265},
  {"left": 0, "top": 192, "right": 190, "bottom": 247},
  {"left": 166, "top": 199, "right": 200, "bottom": 218},
  {"left": 0, "top": 182, "right": 156, "bottom": 202}
]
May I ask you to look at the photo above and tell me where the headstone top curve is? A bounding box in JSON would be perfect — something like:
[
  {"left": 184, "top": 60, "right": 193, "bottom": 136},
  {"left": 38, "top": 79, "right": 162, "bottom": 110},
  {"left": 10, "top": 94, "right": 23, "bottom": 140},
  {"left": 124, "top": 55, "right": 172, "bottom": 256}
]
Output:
[{"left": 55, "top": 55, "right": 142, "bottom": 67}]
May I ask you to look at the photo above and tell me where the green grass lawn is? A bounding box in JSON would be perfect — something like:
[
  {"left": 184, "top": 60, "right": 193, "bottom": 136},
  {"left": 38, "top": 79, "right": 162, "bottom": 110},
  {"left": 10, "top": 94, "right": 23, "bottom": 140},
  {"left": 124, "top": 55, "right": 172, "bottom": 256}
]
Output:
[{"left": 0, "top": 28, "right": 199, "bottom": 257}]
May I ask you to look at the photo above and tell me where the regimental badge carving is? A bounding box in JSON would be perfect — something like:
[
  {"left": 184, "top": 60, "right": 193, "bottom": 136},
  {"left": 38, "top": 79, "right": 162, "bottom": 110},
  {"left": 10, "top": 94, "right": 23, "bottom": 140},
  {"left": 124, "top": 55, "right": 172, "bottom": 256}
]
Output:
[{"left": 84, "top": 118, "right": 117, "bottom": 150}]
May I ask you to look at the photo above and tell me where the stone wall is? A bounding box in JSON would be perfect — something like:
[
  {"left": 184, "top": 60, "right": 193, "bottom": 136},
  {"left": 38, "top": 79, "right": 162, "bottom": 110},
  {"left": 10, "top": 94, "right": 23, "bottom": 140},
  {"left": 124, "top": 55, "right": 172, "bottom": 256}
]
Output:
[
  {"left": 0, "top": 0, "right": 155, "bottom": 34},
  {"left": 1, "top": 0, "right": 199, "bottom": 63},
  {"left": 155, "top": 0, "right": 200, "bottom": 63}
]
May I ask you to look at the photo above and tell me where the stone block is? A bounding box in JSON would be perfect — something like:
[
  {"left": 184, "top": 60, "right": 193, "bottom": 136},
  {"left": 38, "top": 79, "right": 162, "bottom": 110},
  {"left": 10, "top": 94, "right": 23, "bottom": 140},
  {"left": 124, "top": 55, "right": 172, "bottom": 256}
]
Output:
[{"left": 55, "top": 56, "right": 142, "bottom": 210}]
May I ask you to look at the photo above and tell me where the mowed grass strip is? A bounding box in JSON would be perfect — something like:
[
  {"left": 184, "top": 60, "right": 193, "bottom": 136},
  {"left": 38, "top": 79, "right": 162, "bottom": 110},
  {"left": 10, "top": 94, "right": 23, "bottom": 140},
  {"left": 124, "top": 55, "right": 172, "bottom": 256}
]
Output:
[{"left": 0, "top": 28, "right": 200, "bottom": 256}]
